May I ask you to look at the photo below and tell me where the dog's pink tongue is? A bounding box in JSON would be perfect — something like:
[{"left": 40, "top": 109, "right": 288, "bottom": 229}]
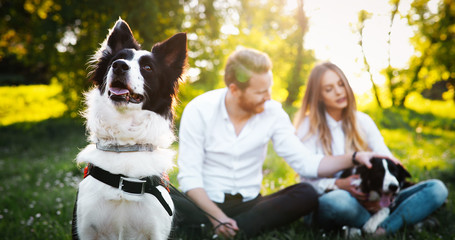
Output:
[
  {"left": 380, "top": 195, "right": 391, "bottom": 208},
  {"left": 110, "top": 88, "right": 129, "bottom": 95}
]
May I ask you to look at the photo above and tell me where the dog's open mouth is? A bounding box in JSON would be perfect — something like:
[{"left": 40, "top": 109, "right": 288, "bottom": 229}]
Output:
[
  {"left": 108, "top": 87, "right": 144, "bottom": 104},
  {"left": 379, "top": 192, "right": 394, "bottom": 208}
]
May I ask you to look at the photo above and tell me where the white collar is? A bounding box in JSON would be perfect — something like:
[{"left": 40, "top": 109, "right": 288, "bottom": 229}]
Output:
[
  {"left": 325, "top": 111, "right": 342, "bottom": 129},
  {"left": 220, "top": 88, "right": 230, "bottom": 121}
]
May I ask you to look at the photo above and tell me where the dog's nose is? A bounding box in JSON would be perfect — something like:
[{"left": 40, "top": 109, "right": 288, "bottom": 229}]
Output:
[
  {"left": 389, "top": 184, "right": 398, "bottom": 192},
  {"left": 112, "top": 60, "right": 130, "bottom": 75}
]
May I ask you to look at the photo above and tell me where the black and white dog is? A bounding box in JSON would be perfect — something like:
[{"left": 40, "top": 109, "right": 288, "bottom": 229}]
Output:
[
  {"left": 341, "top": 157, "right": 412, "bottom": 233},
  {"left": 72, "top": 18, "right": 187, "bottom": 240}
]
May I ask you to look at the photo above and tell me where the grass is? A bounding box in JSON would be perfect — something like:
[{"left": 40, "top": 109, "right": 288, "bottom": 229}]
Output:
[
  {"left": 0, "top": 87, "right": 454, "bottom": 239},
  {"left": 0, "top": 118, "right": 85, "bottom": 239}
]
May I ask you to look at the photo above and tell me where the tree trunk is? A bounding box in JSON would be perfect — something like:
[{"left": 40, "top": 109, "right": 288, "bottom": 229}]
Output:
[
  {"left": 285, "top": 0, "right": 306, "bottom": 106},
  {"left": 360, "top": 35, "right": 383, "bottom": 108},
  {"left": 386, "top": 0, "right": 400, "bottom": 107},
  {"left": 398, "top": 54, "right": 427, "bottom": 107}
]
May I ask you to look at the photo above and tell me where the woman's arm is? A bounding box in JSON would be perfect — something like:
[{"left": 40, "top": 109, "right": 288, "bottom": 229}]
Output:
[{"left": 317, "top": 151, "right": 392, "bottom": 177}]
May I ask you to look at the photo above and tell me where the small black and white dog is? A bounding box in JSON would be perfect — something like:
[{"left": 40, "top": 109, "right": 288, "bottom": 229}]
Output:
[
  {"left": 341, "top": 157, "right": 411, "bottom": 233},
  {"left": 72, "top": 18, "right": 187, "bottom": 240}
]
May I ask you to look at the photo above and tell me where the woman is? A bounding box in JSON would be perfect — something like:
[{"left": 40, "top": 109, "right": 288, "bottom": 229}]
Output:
[{"left": 294, "top": 62, "right": 448, "bottom": 235}]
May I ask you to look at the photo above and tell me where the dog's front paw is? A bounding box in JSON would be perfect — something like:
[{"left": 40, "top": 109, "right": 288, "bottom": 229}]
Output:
[
  {"left": 362, "top": 208, "right": 390, "bottom": 234},
  {"left": 342, "top": 226, "right": 362, "bottom": 239}
]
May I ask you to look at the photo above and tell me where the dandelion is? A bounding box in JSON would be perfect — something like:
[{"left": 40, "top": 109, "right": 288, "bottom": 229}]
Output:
[{"left": 26, "top": 216, "right": 34, "bottom": 226}]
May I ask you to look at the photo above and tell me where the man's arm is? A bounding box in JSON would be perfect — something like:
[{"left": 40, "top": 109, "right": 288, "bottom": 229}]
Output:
[
  {"left": 270, "top": 107, "right": 394, "bottom": 178},
  {"left": 317, "top": 151, "right": 392, "bottom": 177},
  {"left": 186, "top": 188, "right": 238, "bottom": 238}
]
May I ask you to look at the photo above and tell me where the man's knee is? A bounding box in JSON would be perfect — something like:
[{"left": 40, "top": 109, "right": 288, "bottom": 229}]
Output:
[{"left": 287, "top": 183, "right": 318, "bottom": 209}]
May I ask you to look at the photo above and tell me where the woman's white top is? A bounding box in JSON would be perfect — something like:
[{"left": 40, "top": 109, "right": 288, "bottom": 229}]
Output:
[{"left": 296, "top": 111, "right": 393, "bottom": 194}]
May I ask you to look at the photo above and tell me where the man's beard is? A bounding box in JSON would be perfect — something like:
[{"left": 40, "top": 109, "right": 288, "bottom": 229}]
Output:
[{"left": 238, "top": 95, "right": 265, "bottom": 114}]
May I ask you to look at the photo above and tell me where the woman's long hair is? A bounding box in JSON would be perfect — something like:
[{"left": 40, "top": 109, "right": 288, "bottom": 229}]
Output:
[{"left": 293, "top": 62, "right": 368, "bottom": 155}]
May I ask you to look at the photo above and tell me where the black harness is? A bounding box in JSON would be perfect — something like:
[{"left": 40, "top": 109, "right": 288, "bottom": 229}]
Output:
[{"left": 84, "top": 164, "right": 173, "bottom": 216}]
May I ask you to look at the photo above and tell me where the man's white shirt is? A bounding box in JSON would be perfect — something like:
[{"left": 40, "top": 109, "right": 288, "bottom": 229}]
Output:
[{"left": 177, "top": 88, "right": 324, "bottom": 203}]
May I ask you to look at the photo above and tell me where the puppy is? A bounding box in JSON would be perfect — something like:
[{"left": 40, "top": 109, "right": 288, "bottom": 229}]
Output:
[
  {"left": 72, "top": 18, "right": 187, "bottom": 240},
  {"left": 341, "top": 157, "right": 411, "bottom": 234}
]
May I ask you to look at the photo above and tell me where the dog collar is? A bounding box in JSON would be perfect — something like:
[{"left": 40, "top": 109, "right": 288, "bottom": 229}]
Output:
[
  {"left": 96, "top": 143, "right": 155, "bottom": 152},
  {"left": 84, "top": 164, "right": 172, "bottom": 216}
]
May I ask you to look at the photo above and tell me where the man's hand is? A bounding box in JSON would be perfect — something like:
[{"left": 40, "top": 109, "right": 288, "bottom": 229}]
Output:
[
  {"left": 211, "top": 216, "right": 239, "bottom": 239},
  {"left": 335, "top": 175, "right": 367, "bottom": 201},
  {"left": 186, "top": 188, "right": 239, "bottom": 238}
]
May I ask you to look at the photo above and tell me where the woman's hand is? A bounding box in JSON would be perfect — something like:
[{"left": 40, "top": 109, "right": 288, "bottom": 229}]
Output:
[
  {"left": 335, "top": 175, "right": 367, "bottom": 201},
  {"left": 210, "top": 216, "right": 239, "bottom": 239},
  {"left": 355, "top": 152, "right": 402, "bottom": 168},
  {"left": 361, "top": 200, "right": 382, "bottom": 213}
]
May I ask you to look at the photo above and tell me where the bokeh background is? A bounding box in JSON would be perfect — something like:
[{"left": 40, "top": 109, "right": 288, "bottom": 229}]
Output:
[{"left": 1, "top": 0, "right": 454, "bottom": 239}]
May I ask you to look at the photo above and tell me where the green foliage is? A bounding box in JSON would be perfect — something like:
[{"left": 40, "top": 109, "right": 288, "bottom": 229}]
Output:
[
  {"left": 1, "top": 0, "right": 186, "bottom": 114},
  {"left": 0, "top": 84, "right": 67, "bottom": 125},
  {"left": 174, "top": 80, "right": 205, "bottom": 129},
  {"left": 2, "top": 0, "right": 315, "bottom": 117},
  {"left": 395, "top": 0, "right": 455, "bottom": 105}
]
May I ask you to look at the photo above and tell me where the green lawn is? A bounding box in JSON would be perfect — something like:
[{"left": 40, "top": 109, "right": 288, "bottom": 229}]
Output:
[{"left": 0, "top": 106, "right": 454, "bottom": 239}]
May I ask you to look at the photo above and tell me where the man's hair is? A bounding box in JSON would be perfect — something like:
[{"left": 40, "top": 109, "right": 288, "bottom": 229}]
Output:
[{"left": 224, "top": 47, "right": 272, "bottom": 90}]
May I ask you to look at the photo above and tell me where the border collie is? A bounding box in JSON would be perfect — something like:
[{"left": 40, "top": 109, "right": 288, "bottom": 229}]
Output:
[
  {"left": 72, "top": 18, "right": 187, "bottom": 240},
  {"left": 341, "top": 157, "right": 411, "bottom": 234}
]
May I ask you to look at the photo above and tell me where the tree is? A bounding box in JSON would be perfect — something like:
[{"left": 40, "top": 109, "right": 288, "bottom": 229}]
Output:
[
  {"left": 404, "top": 0, "right": 455, "bottom": 103},
  {"left": 355, "top": 10, "right": 383, "bottom": 108},
  {"left": 284, "top": 0, "right": 310, "bottom": 106},
  {"left": 181, "top": 0, "right": 315, "bottom": 108},
  {"left": 2, "top": 0, "right": 316, "bottom": 117},
  {"left": 385, "top": 0, "right": 401, "bottom": 107},
  {"left": 390, "top": 0, "right": 455, "bottom": 107},
  {"left": 1, "top": 0, "right": 186, "bottom": 113}
]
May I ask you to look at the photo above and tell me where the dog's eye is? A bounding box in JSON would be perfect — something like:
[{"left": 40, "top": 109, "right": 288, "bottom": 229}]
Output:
[{"left": 143, "top": 65, "right": 152, "bottom": 72}]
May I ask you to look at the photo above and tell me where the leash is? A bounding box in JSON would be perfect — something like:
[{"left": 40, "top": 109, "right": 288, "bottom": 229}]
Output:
[{"left": 168, "top": 183, "right": 237, "bottom": 232}]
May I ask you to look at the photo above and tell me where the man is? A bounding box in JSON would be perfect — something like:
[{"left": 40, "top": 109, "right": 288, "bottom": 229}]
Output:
[{"left": 174, "top": 47, "right": 389, "bottom": 238}]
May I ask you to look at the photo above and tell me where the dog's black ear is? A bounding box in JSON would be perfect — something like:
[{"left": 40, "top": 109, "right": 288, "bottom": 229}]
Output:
[
  {"left": 152, "top": 33, "right": 188, "bottom": 71},
  {"left": 89, "top": 18, "right": 140, "bottom": 87},
  {"left": 398, "top": 163, "right": 411, "bottom": 179},
  {"left": 106, "top": 18, "right": 141, "bottom": 53},
  {"left": 356, "top": 165, "right": 368, "bottom": 178},
  {"left": 356, "top": 165, "right": 370, "bottom": 192}
]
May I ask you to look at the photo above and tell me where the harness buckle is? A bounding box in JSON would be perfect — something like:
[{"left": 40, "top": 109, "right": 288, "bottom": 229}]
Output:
[{"left": 119, "top": 176, "right": 146, "bottom": 195}]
